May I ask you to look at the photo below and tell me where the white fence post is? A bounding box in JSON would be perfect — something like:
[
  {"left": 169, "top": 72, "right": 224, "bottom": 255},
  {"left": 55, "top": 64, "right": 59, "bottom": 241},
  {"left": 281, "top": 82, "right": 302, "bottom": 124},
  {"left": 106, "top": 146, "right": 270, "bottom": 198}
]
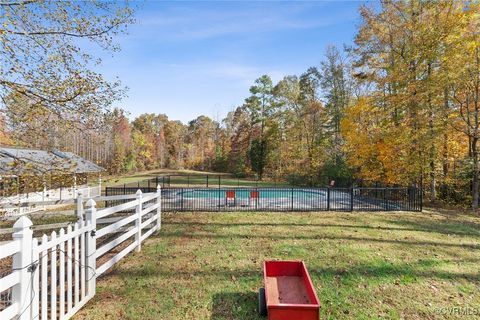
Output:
[
  {"left": 85, "top": 199, "right": 97, "bottom": 298},
  {"left": 76, "top": 192, "right": 84, "bottom": 223},
  {"left": 42, "top": 185, "right": 47, "bottom": 211},
  {"left": 156, "top": 185, "right": 162, "bottom": 231},
  {"left": 73, "top": 175, "right": 77, "bottom": 198},
  {"left": 11, "top": 216, "right": 34, "bottom": 320},
  {"left": 135, "top": 189, "right": 142, "bottom": 252},
  {"left": 31, "top": 237, "right": 39, "bottom": 320},
  {"left": 0, "top": 191, "right": 164, "bottom": 320}
]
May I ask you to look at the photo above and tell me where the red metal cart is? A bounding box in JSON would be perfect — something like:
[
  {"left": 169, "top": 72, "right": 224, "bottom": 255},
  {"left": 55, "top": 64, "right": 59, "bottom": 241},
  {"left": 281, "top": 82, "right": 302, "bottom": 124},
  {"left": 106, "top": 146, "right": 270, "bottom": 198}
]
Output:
[{"left": 259, "top": 260, "right": 320, "bottom": 320}]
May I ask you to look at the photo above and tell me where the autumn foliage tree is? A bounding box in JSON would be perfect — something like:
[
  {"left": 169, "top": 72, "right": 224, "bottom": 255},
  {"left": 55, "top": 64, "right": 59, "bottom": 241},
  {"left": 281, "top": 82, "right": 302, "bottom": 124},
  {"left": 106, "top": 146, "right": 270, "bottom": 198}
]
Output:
[
  {"left": 0, "top": 0, "right": 134, "bottom": 129},
  {"left": 2, "top": 0, "right": 479, "bottom": 211},
  {"left": 344, "top": 0, "right": 479, "bottom": 210}
]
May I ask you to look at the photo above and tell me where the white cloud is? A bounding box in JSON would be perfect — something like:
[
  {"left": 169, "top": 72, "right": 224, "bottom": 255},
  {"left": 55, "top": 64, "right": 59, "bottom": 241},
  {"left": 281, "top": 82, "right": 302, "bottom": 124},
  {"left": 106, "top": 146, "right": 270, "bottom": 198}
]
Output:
[
  {"left": 145, "top": 61, "right": 290, "bottom": 86},
  {"left": 132, "top": 2, "right": 347, "bottom": 41}
]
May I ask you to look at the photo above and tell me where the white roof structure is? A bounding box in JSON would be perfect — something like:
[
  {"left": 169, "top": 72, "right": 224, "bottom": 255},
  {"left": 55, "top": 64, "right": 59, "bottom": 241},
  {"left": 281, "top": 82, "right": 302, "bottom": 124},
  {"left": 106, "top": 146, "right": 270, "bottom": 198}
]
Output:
[{"left": 0, "top": 147, "right": 104, "bottom": 176}]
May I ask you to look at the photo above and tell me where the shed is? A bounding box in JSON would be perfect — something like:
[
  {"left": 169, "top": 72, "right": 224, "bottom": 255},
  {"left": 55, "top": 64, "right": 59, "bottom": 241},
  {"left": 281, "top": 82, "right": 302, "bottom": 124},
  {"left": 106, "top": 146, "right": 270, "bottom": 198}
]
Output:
[{"left": 0, "top": 146, "right": 104, "bottom": 196}]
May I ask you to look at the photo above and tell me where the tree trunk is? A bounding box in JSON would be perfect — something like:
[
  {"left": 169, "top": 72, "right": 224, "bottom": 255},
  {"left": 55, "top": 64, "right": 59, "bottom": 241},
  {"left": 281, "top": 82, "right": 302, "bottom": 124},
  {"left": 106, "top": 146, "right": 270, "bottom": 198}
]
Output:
[
  {"left": 427, "top": 62, "right": 436, "bottom": 202},
  {"left": 442, "top": 88, "right": 449, "bottom": 177},
  {"left": 472, "top": 137, "right": 479, "bottom": 212},
  {"left": 430, "top": 159, "right": 436, "bottom": 202},
  {"left": 429, "top": 113, "right": 436, "bottom": 202}
]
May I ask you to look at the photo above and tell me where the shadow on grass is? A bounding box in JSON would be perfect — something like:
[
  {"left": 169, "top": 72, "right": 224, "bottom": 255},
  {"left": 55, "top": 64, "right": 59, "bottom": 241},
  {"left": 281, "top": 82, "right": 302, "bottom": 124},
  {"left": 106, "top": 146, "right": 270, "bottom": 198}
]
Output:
[
  {"left": 211, "top": 291, "right": 261, "bottom": 320},
  {"left": 113, "top": 258, "right": 480, "bottom": 283},
  {"left": 163, "top": 220, "right": 480, "bottom": 238},
  {"left": 385, "top": 219, "right": 480, "bottom": 237},
  {"left": 154, "top": 229, "right": 480, "bottom": 250}
]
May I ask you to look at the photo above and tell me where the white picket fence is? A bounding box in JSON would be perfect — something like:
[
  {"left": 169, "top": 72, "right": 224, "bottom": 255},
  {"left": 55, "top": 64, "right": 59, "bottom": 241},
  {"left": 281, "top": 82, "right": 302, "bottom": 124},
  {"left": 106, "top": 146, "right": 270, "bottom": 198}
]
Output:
[
  {"left": 0, "top": 187, "right": 162, "bottom": 320},
  {"left": 0, "top": 185, "right": 101, "bottom": 218}
]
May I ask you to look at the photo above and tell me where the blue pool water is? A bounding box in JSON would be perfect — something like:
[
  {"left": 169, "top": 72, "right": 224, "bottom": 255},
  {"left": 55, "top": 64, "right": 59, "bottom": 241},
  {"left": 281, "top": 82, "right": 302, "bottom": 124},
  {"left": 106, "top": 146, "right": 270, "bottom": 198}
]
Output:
[{"left": 180, "top": 189, "right": 325, "bottom": 199}]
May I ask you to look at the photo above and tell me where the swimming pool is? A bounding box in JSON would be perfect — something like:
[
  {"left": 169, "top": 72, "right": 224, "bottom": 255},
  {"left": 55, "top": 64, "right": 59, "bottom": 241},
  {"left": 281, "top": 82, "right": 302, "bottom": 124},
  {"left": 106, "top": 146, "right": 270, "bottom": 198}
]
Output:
[
  {"left": 106, "top": 186, "right": 421, "bottom": 212},
  {"left": 180, "top": 188, "right": 326, "bottom": 199},
  {"left": 163, "top": 187, "right": 356, "bottom": 211}
]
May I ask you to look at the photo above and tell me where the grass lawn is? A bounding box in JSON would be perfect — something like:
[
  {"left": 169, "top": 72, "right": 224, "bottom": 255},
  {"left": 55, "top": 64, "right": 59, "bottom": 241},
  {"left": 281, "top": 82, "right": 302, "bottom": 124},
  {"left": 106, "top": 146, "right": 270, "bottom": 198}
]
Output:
[
  {"left": 102, "top": 168, "right": 214, "bottom": 187},
  {"left": 103, "top": 168, "right": 288, "bottom": 188},
  {"left": 0, "top": 213, "right": 77, "bottom": 229},
  {"left": 0, "top": 213, "right": 78, "bottom": 241},
  {"left": 168, "top": 175, "right": 289, "bottom": 188},
  {"left": 75, "top": 209, "right": 480, "bottom": 320}
]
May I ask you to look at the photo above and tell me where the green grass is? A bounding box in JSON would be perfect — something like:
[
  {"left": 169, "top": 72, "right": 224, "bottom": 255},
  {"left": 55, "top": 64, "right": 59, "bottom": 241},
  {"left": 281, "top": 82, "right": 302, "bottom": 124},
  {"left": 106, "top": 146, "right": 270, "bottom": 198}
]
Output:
[
  {"left": 104, "top": 168, "right": 288, "bottom": 188},
  {"left": 102, "top": 168, "right": 215, "bottom": 187},
  {"left": 0, "top": 213, "right": 78, "bottom": 241},
  {"left": 167, "top": 175, "right": 287, "bottom": 188},
  {"left": 0, "top": 213, "right": 77, "bottom": 229},
  {"left": 75, "top": 209, "right": 480, "bottom": 320}
]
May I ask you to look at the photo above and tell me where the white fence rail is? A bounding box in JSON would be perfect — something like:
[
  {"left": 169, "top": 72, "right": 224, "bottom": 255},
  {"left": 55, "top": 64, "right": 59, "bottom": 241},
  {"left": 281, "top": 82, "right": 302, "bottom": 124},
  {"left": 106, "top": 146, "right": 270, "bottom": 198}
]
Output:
[
  {"left": 0, "top": 186, "right": 162, "bottom": 320},
  {"left": 0, "top": 185, "right": 101, "bottom": 218}
]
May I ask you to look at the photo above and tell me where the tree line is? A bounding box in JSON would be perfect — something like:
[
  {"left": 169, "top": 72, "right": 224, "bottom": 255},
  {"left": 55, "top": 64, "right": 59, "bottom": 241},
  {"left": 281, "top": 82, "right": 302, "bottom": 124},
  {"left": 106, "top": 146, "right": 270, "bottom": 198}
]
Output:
[
  {"left": 5, "top": 47, "right": 355, "bottom": 184},
  {"left": 1, "top": 1, "right": 479, "bottom": 209}
]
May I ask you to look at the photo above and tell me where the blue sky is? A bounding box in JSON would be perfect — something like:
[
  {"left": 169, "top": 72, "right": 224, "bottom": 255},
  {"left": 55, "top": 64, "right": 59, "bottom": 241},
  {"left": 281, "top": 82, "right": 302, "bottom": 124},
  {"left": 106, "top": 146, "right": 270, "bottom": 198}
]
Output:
[{"left": 99, "top": 1, "right": 370, "bottom": 123}]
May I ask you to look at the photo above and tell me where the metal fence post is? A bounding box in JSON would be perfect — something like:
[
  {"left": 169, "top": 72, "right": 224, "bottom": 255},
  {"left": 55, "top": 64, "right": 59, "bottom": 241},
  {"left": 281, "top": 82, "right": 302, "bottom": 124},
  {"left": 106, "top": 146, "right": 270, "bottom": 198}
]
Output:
[
  {"left": 291, "top": 188, "right": 294, "bottom": 211},
  {"left": 105, "top": 187, "right": 110, "bottom": 207},
  {"left": 350, "top": 187, "right": 354, "bottom": 211},
  {"left": 206, "top": 175, "right": 209, "bottom": 188},
  {"left": 156, "top": 185, "right": 162, "bottom": 230},
  {"left": 327, "top": 188, "right": 330, "bottom": 211},
  {"left": 85, "top": 199, "right": 97, "bottom": 297},
  {"left": 385, "top": 188, "right": 389, "bottom": 211},
  {"left": 381, "top": 188, "right": 385, "bottom": 210},
  {"left": 419, "top": 187, "right": 423, "bottom": 211},
  {"left": 12, "top": 216, "right": 34, "bottom": 320},
  {"left": 135, "top": 190, "right": 143, "bottom": 252},
  {"left": 181, "top": 188, "right": 184, "bottom": 211}
]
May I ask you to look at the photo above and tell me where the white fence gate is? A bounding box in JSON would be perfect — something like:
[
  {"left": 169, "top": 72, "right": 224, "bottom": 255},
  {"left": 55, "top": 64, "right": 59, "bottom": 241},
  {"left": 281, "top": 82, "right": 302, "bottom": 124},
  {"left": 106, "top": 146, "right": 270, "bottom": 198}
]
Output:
[{"left": 0, "top": 187, "right": 162, "bottom": 320}]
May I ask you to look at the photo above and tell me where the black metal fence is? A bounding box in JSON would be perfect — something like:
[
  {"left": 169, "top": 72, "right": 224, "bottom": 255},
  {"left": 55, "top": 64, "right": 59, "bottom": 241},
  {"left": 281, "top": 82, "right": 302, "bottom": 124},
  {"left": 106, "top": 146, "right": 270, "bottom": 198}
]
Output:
[
  {"left": 123, "top": 176, "right": 171, "bottom": 189},
  {"left": 105, "top": 186, "right": 422, "bottom": 212},
  {"left": 120, "top": 174, "right": 286, "bottom": 189},
  {"left": 117, "top": 174, "right": 418, "bottom": 190}
]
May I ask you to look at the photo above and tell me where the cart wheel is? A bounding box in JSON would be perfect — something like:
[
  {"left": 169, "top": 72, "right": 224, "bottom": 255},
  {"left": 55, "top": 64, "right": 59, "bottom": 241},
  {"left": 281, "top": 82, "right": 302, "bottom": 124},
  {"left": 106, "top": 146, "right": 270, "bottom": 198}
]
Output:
[{"left": 258, "top": 287, "right": 267, "bottom": 316}]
